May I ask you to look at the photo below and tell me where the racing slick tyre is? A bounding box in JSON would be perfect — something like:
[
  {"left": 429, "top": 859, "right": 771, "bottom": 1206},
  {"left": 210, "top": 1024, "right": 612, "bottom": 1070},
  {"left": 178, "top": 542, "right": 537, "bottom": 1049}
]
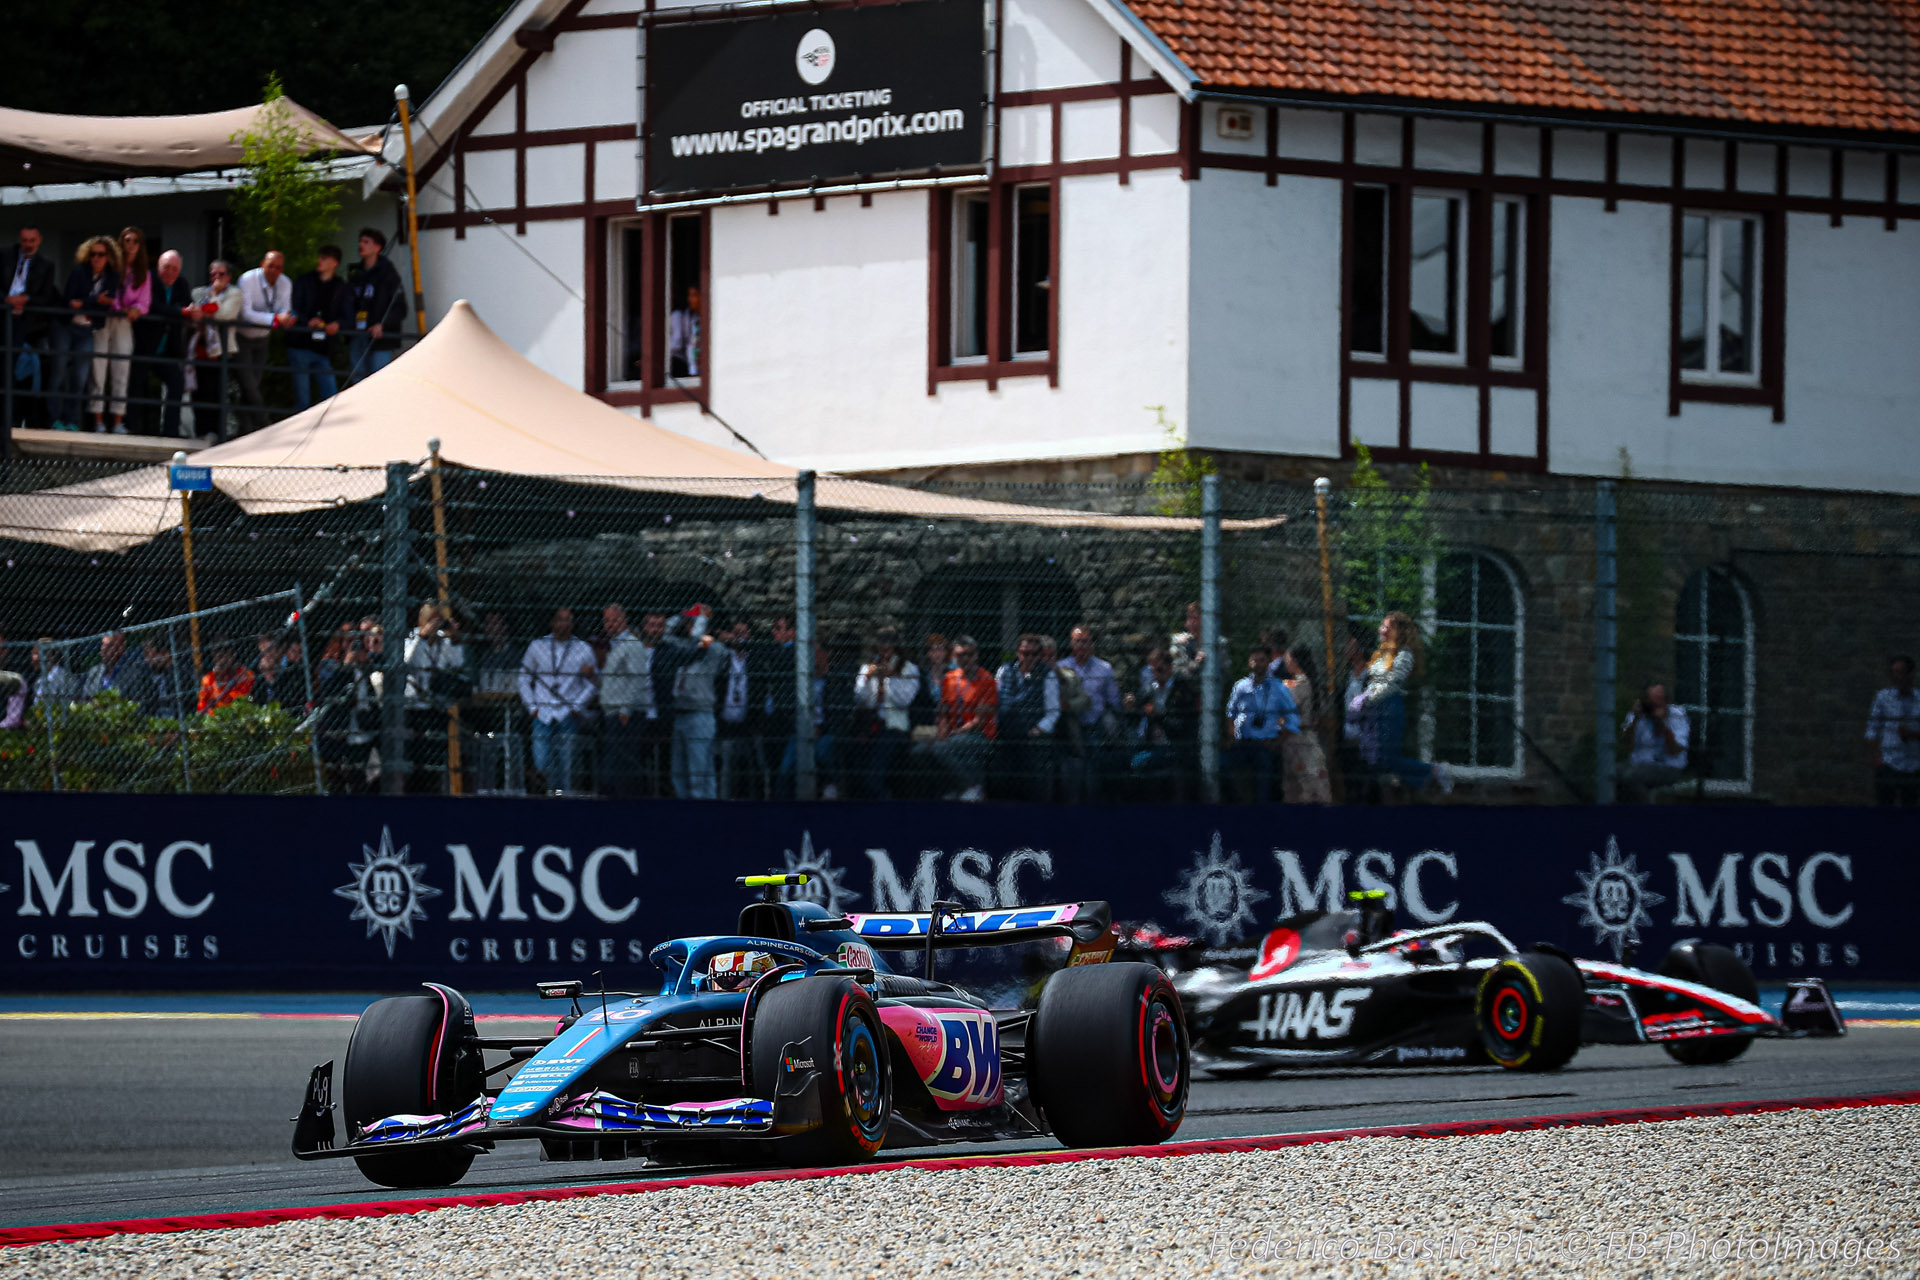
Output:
[
  {"left": 1476, "top": 951, "right": 1583, "bottom": 1072},
  {"left": 751, "top": 975, "right": 892, "bottom": 1165},
  {"left": 1658, "top": 941, "right": 1759, "bottom": 1065},
  {"left": 1030, "top": 962, "right": 1189, "bottom": 1148},
  {"left": 341, "top": 994, "right": 480, "bottom": 1189}
]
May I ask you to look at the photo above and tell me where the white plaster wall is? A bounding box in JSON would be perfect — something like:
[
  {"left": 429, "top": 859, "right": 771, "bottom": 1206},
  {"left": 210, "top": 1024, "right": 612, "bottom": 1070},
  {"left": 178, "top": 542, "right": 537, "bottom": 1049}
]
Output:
[
  {"left": 1187, "top": 170, "right": 1341, "bottom": 458},
  {"left": 679, "top": 172, "right": 1186, "bottom": 471},
  {"left": 421, "top": 220, "right": 583, "bottom": 384},
  {"left": 1001, "top": 0, "right": 1125, "bottom": 92},
  {"left": 1548, "top": 198, "right": 1920, "bottom": 493},
  {"left": 525, "top": 30, "right": 636, "bottom": 132}
]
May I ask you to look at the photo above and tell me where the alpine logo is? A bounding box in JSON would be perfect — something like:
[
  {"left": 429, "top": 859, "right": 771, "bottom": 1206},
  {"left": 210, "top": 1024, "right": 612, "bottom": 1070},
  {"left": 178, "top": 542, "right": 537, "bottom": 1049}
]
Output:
[{"left": 1239, "top": 987, "right": 1370, "bottom": 1042}]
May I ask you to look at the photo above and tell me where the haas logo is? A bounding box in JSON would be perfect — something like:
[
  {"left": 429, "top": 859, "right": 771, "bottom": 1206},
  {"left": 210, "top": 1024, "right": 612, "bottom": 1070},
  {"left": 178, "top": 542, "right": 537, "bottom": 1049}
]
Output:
[{"left": 1240, "top": 988, "right": 1370, "bottom": 1042}]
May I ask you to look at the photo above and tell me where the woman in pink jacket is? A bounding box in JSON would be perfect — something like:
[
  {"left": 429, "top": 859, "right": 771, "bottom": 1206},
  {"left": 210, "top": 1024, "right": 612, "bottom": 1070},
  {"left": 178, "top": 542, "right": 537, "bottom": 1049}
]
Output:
[{"left": 90, "top": 225, "right": 151, "bottom": 432}]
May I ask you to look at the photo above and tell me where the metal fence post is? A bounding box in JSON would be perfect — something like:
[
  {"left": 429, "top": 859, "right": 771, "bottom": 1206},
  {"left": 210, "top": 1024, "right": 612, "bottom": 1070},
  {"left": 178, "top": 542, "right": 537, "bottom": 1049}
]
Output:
[
  {"left": 1594, "top": 479, "right": 1618, "bottom": 805},
  {"left": 166, "top": 625, "right": 192, "bottom": 793},
  {"left": 2, "top": 309, "right": 15, "bottom": 462},
  {"left": 380, "top": 460, "right": 411, "bottom": 795},
  {"left": 1199, "top": 474, "right": 1222, "bottom": 804},
  {"left": 42, "top": 640, "right": 62, "bottom": 792},
  {"left": 294, "top": 581, "right": 325, "bottom": 795},
  {"left": 794, "top": 470, "right": 817, "bottom": 802}
]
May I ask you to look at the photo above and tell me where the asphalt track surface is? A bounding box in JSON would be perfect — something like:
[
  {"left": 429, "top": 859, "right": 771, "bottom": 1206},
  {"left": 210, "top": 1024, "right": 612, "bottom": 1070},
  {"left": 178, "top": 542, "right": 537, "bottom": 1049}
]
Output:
[{"left": 3, "top": 994, "right": 1917, "bottom": 1234}]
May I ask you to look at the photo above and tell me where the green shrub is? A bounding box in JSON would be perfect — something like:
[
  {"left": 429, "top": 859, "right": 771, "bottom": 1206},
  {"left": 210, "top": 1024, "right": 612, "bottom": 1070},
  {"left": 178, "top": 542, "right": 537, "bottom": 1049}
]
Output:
[{"left": 0, "top": 692, "right": 317, "bottom": 794}]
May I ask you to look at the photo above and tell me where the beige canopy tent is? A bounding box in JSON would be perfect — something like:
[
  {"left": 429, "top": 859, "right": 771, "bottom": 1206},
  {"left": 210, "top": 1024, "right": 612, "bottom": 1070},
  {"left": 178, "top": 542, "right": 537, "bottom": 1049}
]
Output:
[
  {"left": 0, "top": 101, "right": 376, "bottom": 185},
  {"left": 0, "top": 301, "right": 1280, "bottom": 553}
]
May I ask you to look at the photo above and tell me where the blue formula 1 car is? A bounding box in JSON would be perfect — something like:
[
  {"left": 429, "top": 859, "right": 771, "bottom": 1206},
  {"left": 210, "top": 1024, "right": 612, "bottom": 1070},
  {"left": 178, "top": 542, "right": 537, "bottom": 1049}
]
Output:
[{"left": 292, "top": 874, "right": 1190, "bottom": 1188}]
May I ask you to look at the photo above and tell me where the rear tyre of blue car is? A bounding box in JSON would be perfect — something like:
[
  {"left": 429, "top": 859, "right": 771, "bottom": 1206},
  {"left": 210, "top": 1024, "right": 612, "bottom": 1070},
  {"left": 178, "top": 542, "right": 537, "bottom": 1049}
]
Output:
[
  {"left": 1659, "top": 941, "right": 1759, "bottom": 1065},
  {"left": 1030, "top": 962, "right": 1189, "bottom": 1148},
  {"left": 751, "top": 975, "right": 893, "bottom": 1165},
  {"left": 342, "top": 994, "right": 479, "bottom": 1188},
  {"left": 1477, "top": 952, "right": 1583, "bottom": 1071}
]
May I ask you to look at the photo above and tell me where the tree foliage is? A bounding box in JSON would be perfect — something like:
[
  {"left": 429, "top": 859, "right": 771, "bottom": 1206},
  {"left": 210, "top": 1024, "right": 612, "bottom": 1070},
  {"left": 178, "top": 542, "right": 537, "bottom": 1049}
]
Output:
[
  {"left": 1336, "top": 445, "right": 1449, "bottom": 628},
  {"left": 1147, "top": 405, "right": 1216, "bottom": 518},
  {"left": 5, "top": 1, "right": 514, "bottom": 128},
  {"left": 231, "top": 76, "right": 341, "bottom": 277},
  {"left": 0, "top": 693, "right": 316, "bottom": 794}
]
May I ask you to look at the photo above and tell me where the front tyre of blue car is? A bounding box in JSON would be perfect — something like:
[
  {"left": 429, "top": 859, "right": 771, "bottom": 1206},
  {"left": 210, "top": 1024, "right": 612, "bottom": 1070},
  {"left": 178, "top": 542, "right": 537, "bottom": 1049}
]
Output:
[
  {"left": 341, "top": 994, "right": 478, "bottom": 1188},
  {"left": 751, "top": 975, "right": 892, "bottom": 1165},
  {"left": 1031, "top": 962, "right": 1190, "bottom": 1148}
]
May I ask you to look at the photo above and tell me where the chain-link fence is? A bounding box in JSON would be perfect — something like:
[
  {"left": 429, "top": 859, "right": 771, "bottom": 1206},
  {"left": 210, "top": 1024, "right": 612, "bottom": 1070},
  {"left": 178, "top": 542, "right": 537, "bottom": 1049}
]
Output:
[{"left": 1, "top": 453, "right": 1915, "bottom": 803}]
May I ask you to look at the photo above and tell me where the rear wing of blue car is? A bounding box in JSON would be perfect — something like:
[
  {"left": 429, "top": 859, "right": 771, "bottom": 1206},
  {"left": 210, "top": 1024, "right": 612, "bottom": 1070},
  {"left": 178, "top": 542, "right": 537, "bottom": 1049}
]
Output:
[{"left": 846, "top": 901, "right": 1112, "bottom": 949}]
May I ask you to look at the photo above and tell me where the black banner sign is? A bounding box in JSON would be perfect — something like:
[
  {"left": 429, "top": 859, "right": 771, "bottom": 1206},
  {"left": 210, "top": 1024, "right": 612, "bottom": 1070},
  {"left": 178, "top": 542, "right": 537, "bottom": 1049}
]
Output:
[
  {"left": 0, "top": 795, "right": 1912, "bottom": 990},
  {"left": 646, "top": 0, "right": 987, "bottom": 196}
]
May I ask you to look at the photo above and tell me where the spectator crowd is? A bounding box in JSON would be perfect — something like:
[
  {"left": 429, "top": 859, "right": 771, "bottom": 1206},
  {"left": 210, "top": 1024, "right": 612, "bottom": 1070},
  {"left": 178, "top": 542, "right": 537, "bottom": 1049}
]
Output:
[
  {"left": 9, "top": 601, "right": 1915, "bottom": 807},
  {"left": 3, "top": 222, "right": 408, "bottom": 439}
]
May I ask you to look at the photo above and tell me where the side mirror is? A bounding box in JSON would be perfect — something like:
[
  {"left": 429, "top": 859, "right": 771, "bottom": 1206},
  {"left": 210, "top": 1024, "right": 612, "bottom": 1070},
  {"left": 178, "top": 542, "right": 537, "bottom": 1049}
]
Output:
[{"left": 536, "top": 980, "right": 583, "bottom": 1001}]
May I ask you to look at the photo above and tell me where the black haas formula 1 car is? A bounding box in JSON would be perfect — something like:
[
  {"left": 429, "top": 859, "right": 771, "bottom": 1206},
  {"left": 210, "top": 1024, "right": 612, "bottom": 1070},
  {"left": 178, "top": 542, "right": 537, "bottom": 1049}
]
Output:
[
  {"left": 293, "top": 875, "right": 1189, "bottom": 1188},
  {"left": 1126, "top": 891, "right": 1844, "bottom": 1075}
]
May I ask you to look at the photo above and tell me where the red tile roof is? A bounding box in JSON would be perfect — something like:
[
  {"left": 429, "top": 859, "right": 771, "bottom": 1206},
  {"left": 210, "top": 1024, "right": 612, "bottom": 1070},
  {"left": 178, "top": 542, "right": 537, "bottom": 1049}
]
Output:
[{"left": 1126, "top": 0, "right": 1920, "bottom": 135}]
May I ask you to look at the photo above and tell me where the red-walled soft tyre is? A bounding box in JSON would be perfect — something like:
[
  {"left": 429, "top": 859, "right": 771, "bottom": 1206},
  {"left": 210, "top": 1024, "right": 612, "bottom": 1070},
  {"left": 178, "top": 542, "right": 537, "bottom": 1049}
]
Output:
[
  {"left": 751, "top": 975, "right": 892, "bottom": 1164},
  {"left": 342, "top": 995, "right": 478, "bottom": 1188},
  {"left": 1030, "top": 962, "right": 1189, "bottom": 1148}
]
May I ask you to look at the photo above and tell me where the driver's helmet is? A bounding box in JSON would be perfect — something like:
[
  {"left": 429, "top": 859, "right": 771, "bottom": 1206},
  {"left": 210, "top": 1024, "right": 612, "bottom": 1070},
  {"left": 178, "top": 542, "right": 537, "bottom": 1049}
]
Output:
[{"left": 704, "top": 949, "right": 777, "bottom": 992}]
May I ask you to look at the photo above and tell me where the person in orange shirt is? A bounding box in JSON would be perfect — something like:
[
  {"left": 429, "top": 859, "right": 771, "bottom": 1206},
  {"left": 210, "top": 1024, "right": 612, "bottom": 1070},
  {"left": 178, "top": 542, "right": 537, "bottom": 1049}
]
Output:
[
  {"left": 923, "top": 634, "right": 997, "bottom": 801},
  {"left": 198, "top": 644, "right": 255, "bottom": 713}
]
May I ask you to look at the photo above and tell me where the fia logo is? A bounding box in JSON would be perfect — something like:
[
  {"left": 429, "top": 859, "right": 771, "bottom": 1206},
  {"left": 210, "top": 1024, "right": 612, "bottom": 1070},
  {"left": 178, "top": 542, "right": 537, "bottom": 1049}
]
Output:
[
  {"left": 1562, "top": 836, "right": 1667, "bottom": 959},
  {"left": 335, "top": 827, "right": 440, "bottom": 957},
  {"left": 796, "top": 28, "right": 835, "bottom": 86}
]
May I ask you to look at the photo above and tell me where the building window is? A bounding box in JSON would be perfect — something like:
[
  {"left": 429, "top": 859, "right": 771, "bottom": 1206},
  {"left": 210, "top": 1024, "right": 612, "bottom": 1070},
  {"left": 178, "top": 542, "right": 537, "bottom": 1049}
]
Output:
[
  {"left": 1489, "top": 196, "right": 1525, "bottom": 365},
  {"left": 1348, "top": 187, "right": 1525, "bottom": 368},
  {"left": 1408, "top": 191, "right": 1463, "bottom": 360},
  {"left": 1427, "top": 552, "right": 1523, "bottom": 772},
  {"left": 1011, "top": 185, "right": 1052, "bottom": 358},
  {"left": 1674, "top": 568, "right": 1753, "bottom": 787},
  {"left": 1678, "top": 213, "right": 1758, "bottom": 382},
  {"left": 932, "top": 184, "right": 1057, "bottom": 387},
  {"left": 604, "top": 212, "right": 708, "bottom": 397},
  {"left": 664, "top": 213, "right": 704, "bottom": 384},
  {"left": 1351, "top": 186, "right": 1388, "bottom": 357}
]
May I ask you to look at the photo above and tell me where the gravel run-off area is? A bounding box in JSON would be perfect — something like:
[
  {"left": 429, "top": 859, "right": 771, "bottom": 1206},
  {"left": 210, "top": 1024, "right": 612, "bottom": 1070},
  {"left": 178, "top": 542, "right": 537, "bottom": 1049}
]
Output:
[{"left": 5, "top": 1105, "right": 1918, "bottom": 1279}]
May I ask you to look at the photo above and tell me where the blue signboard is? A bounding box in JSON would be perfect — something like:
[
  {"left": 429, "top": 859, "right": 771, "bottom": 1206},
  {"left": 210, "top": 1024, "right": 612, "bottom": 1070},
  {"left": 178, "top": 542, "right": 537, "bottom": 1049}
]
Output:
[
  {"left": 0, "top": 796, "right": 1912, "bottom": 990},
  {"left": 168, "top": 465, "right": 212, "bottom": 492}
]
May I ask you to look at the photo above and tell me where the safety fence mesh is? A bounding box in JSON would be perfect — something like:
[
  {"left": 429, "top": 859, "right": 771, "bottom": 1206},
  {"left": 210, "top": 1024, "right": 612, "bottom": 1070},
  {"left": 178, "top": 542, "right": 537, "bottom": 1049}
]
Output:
[{"left": 0, "top": 454, "right": 1914, "bottom": 803}]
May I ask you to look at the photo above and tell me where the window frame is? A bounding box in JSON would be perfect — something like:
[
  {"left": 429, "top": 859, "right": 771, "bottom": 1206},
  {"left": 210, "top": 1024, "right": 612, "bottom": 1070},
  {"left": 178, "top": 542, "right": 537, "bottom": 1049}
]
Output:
[
  {"left": 596, "top": 209, "right": 711, "bottom": 410},
  {"left": 1487, "top": 194, "right": 1526, "bottom": 371},
  {"left": 1420, "top": 552, "right": 1526, "bottom": 779},
  {"left": 1406, "top": 188, "right": 1468, "bottom": 366},
  {"left": 1677, "top": 211, "right": 1762, "bottom": 387},
  {"left": 928, "top": 181, "right": 1059, "bottom": 392},
  {"left": 1673, "top": 567, "right": 1755, "bottom": 792},
  {"left": 1668, "top": 205, "right": 1783, "bottom": 419}
]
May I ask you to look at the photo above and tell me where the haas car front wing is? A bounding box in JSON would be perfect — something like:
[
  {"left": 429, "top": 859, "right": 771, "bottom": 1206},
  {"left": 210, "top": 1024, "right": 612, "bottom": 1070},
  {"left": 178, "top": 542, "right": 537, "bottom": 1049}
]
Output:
[{"left": 1577, "top": 966, "right": 1847, "bottom": 1046}]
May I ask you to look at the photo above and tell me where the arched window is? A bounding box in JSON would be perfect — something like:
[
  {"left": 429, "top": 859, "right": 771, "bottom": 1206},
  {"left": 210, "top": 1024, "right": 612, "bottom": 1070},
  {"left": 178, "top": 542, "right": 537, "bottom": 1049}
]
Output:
[
  {"left": 1426, "top": 552, "right": 1523, "bottom": 772},
  {"left": 1674, "top": 568, "right": 1753, "bottom": 787}
]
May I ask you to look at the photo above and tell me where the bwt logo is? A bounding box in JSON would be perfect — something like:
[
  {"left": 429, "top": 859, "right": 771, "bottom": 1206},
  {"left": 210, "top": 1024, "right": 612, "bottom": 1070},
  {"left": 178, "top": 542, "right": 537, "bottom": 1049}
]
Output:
[{"left": 6, "top": 840, "right": 214, "bottom": 919}]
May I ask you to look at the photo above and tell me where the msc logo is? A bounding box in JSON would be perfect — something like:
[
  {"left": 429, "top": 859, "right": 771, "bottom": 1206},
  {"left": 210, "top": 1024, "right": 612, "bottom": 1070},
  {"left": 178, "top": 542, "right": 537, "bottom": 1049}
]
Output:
[
  {"left": 1239, "top": 987, "right": 1370, "bottom": 1042},
  {"left": 928, "top": 1012, "right": 1002, "bottom": 1104},
  {"left": 336, "top": 828, "right": 439, "bottom": 957}
]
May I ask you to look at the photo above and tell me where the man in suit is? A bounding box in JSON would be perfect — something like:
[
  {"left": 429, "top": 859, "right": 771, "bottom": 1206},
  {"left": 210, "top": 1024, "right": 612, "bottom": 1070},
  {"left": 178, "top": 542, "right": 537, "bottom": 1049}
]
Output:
[
  {"left": 3, "top": 224, "right": 64, "bottom": 431},
  {"left": 136, "top": 250, "right": 195, "bottom": 436}
]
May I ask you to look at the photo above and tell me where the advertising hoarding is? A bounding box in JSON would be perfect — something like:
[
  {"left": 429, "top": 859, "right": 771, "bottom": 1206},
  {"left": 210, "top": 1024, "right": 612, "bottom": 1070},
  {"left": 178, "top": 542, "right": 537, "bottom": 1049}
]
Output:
[{"left": 647, "top": 0, "right": 988, "bottom": 196}]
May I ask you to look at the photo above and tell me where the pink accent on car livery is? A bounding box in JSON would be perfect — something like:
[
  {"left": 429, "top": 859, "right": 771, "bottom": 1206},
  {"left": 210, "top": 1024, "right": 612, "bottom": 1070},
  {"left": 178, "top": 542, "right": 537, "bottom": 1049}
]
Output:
[{"left": 879, "top": 1005, "right": 1003, "bottom": 1110}]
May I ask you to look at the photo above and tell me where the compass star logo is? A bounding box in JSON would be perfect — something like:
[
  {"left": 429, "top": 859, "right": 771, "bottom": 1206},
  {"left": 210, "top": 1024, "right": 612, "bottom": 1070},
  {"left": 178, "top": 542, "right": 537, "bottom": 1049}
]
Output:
[
  {"left": 778, "top": 831, "right": 859, "bottom": 915},
  {"left": 336, "top": 827, "right": 440, "bottom": 957},
  {"left": 1162, "top": 832, "right": 1270, "bottom": 945},
  {"left": 1563, "top": 836, "right": 1666, "bottom": 959}
]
